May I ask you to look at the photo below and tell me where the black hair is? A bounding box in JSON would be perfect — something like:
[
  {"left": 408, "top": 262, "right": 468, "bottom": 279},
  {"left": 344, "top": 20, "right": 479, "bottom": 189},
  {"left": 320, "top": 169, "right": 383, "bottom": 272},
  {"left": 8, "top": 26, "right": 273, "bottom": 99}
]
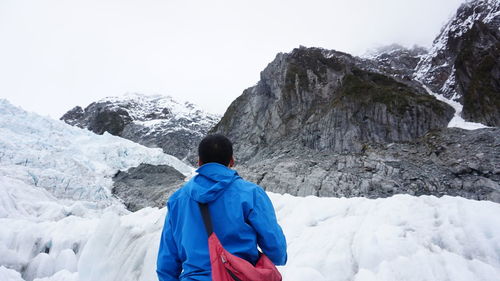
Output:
[{"left": 198, "top": 134, "right": 233, "bottom": 166}]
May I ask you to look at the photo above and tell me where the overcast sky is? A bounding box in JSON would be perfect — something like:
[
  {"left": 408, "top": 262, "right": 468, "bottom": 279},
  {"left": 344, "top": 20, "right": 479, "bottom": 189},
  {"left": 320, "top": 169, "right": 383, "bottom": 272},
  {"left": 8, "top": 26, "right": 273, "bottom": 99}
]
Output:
[{"left": 0, "top": 0, "right": 465, "bottom": 118}]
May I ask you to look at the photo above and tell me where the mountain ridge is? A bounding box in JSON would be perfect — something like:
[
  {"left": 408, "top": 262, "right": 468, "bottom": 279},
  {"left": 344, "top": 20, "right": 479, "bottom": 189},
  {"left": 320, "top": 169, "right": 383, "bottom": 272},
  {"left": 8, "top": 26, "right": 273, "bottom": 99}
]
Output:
[
  {"left": 415, "top": 0, "right": 500, "bottom": 126},
  {"left": 61, "top": 93, "right": 220, "bottom": 161}
]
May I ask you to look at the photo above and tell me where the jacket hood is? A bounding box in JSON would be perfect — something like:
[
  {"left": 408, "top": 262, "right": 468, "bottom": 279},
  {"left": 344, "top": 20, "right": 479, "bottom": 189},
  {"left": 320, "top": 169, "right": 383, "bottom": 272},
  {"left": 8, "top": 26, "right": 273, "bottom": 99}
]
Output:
[{"left": 187, "top": 163, "right": 241, "bottom": 203}]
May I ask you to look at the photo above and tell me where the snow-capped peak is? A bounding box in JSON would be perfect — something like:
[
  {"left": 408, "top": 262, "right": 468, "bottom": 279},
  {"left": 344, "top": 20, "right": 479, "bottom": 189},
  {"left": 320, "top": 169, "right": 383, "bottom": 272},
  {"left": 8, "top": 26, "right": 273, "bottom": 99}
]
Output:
[
  {"left": 61, "top": 93, "right": 221, "bottom": 161},
  {"left": 97, "top": 93, "right": 220, "bottom": 122}
]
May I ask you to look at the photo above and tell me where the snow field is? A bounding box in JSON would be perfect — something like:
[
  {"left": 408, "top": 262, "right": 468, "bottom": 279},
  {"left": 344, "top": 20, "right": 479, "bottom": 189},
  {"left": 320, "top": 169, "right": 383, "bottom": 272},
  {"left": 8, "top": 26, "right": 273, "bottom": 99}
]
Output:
[
  {"left": 0, "top": 172, "right": 162, "bottom": 281},
  {"left": 0, "top": 174, "right": 116, "bottom": 281},
  {"left": 271, "top": 193, "right": 500, "bottom": 281}
]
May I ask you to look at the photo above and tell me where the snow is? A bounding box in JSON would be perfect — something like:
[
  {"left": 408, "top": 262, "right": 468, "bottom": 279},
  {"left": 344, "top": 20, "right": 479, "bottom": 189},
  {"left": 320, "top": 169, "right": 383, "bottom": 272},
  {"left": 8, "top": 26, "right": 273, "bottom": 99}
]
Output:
[
  {"left": 419, "top": 84, "right": 489, "bottom": 130},
  {"left": 273, "top": 193, "right": 500, "bottom": 281},
  {"left": 0, "top": 267, "right": 25, "bottom": 281},
  {"left": 2, "top": 99, "right": 500, "bottom": 281},
  {"left": 34, "top": 270, "right": 78, "bottom": 281}
]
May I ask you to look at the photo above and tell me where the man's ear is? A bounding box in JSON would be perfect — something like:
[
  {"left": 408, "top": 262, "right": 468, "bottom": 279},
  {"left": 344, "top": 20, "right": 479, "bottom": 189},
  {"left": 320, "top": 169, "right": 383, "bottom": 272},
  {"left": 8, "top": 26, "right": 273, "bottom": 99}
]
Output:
[
  {"left": 229, "top": 156, "right": 235, "bottom": 168},
  {"left": 198, "top": 159, "right": 203, "bottom": 167}
]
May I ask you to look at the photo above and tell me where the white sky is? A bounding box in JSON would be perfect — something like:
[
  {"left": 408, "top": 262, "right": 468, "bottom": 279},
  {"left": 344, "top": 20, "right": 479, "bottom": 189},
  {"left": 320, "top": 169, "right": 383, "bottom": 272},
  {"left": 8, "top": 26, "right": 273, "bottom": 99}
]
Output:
[{"left": 0, "top": 0, "right": 465, "bottom": 118}]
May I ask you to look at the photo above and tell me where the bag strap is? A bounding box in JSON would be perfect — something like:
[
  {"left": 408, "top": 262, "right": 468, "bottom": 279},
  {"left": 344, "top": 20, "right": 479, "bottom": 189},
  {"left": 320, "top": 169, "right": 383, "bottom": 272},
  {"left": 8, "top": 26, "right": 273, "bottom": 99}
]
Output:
[
  {"left": 198, "top": 203, "right": 259, "bottom": 281},
  {"left": 198, "top": 202, "right": 214, "bottom": 236}
]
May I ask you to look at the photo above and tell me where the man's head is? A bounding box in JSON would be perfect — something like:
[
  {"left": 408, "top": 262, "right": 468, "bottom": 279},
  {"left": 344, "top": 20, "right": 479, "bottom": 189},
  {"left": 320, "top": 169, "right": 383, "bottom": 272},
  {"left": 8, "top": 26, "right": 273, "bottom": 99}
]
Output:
[{"left": 198, "top": 134, "right": 234, "bottom": 167}]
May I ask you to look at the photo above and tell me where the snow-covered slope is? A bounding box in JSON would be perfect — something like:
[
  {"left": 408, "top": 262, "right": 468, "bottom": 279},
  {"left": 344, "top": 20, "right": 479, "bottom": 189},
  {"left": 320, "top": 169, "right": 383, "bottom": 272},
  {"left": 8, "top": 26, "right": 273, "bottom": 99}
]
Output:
[
  {"left": 420, "top": 84, "right": 488, "bottom": 130},
  {"left": 0, "top": 99, "right": 193, "bottom": 202},
  {"left": 1, "top": 99, "right": 500, "bottom": 281}
]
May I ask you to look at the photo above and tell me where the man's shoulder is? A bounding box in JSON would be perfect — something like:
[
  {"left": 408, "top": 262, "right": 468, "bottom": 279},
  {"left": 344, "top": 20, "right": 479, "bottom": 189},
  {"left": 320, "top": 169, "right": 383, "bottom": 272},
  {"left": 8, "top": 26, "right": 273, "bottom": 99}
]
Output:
[
  {"left": 232, "top": 175, "right": 265, "bottom": 194},
  {"left": 166, "top": 179, "right": 193, "bottom": 206}
]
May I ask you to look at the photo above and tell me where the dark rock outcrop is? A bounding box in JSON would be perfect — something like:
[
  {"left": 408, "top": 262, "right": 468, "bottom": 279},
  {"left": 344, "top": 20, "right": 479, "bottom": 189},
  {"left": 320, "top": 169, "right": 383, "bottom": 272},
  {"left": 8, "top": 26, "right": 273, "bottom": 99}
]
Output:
[
  {"left": 112, "top": 163, "right": 186, "bottom": 211},
  {"left": 60, "top": 106, "right": 85, "bottom": 126},
  {"left": 88, "top": 104, "right": 133, "bottom": 135},
  {"left": 61, "top": 94, "right": 219, "bottom": 161},
  {"left": 457, "top": 21, "right": 500, "bottom": 126}
]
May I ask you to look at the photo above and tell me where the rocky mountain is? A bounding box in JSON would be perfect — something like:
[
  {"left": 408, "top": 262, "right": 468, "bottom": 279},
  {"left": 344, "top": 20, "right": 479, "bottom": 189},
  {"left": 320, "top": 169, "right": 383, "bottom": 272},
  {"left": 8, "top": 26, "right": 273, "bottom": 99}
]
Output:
[
  {"left": 209, "top": 0, "right": 500, "bottom": 202},
  {"left": 213, "top": 47, "right": 454, "bottom": 162},
  {"left": 415, "top": 0, "right": 500, "bottom": 126},
  {"left": 61, "top": 93, "right": 220, "bottom": 161}
]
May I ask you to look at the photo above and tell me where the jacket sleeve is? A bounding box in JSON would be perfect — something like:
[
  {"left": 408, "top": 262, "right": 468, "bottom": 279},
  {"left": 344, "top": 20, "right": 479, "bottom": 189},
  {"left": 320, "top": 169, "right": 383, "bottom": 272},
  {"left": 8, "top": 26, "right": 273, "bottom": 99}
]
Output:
[
  {"left": 156, "top": 204, "right": 182, "bottom": 281},
  {"left": 247, "top": 187, "right": 288, "bottom": 265}
]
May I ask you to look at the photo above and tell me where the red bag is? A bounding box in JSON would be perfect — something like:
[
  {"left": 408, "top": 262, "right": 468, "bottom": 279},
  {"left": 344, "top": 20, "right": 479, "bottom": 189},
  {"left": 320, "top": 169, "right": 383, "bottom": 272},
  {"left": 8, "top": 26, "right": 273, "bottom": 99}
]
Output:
[{"left": 199, "top": 203, "right": 282, "bottom": 281}]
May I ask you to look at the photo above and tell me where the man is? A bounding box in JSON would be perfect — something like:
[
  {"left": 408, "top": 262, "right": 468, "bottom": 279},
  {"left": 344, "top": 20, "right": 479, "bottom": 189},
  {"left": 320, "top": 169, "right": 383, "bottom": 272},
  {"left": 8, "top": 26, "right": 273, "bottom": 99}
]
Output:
[{"left": 157, "top": 134, "right": 287, "bottom": 281}]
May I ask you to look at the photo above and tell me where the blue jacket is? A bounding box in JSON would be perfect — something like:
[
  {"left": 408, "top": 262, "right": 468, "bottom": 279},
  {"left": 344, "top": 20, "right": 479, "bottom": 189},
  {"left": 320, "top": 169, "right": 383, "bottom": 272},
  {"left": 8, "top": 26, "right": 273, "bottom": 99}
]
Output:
[{"left": 156, "top": 163, "right": 287, "bottom": 281}]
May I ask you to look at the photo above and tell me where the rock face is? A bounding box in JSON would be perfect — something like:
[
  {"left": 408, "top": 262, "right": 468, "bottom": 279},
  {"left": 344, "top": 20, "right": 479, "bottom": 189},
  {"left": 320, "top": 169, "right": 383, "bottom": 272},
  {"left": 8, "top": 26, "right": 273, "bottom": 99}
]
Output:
[
  {"left": 415, "top": 0, "right": 500, "bottom": 126},
  {"left": 61, "top": 94, "right": 220, "bottom": 161},
  {"left": 235, "top": 128, "right": 500, "bottom": 203},
  {"left": 112, "top": 163, "right": 186, "bottom": 211},
  {"left": 213, "top": 47, "right": 454, "bottom": 163}
]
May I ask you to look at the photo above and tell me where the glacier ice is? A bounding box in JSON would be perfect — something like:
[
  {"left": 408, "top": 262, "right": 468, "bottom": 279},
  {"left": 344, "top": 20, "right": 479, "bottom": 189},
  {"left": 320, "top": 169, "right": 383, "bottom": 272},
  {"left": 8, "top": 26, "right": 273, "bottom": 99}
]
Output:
[
  {"left": 3, "top": 185, "right": 500, "bottom": 281},
  {"left": 0, "top": 99, "right": 194, "bottom": 203}
]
